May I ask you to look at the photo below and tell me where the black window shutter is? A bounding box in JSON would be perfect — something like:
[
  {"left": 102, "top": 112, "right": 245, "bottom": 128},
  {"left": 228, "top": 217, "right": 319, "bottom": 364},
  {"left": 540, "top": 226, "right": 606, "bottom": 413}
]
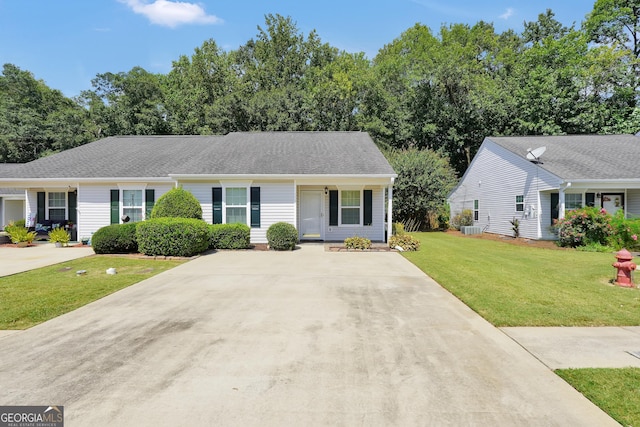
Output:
[
  {"left": 68, "top": 191, "right": 77, "bottom": 223},
  {"left": 212, "top": 188, "right": 222, "bottom": 224},
  {"left": 145, "top": 189, "right": 155, "bottom": 219},
  {"left": 250, "top": 187, "right": 260, "bottom": 228},
  {"left": 551, "top": 193, "right": 559, "bottom": 225},
  {"left": 363, "top": 190, "right": 373, "bottom": 226},
  {"left": 110, "top": 190, "right": 119, "bottom": 224},
  {"left": 329, "top": 190, "right": 338, "bottom": 226},
  {"left": 37, "top": 192, "right": 46, "bottom": 222},
  {"left": 585, "top": 192, "right": 595, "bottom": 207}
]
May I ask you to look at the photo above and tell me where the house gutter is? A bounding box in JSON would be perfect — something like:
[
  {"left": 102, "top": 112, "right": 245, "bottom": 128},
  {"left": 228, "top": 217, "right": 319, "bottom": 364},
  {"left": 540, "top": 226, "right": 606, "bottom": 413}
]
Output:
[
  {"left": 0, "top": 177, "right": 176, "bottom": 185},
  {"left": 169, "top": 173, "right": 397, "bottom": 180},
  {"left": 559, "top": 179, "right": 640, "bottom": 189}
]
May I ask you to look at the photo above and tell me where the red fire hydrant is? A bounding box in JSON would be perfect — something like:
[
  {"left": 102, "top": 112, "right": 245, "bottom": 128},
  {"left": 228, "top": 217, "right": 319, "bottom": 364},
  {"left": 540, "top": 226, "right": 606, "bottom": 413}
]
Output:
[{"left": 613, "top": 249, "right": 636, "bottom": 288}]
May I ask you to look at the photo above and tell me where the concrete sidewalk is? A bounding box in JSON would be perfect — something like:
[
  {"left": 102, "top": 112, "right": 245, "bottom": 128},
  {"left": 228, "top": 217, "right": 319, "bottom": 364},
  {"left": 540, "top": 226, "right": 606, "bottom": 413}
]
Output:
[
  {"left": 0, "top": 245, "right": 617, "bottom": 426},
  {"left": 0, "top": 243, "right": 95, "bottom": 277},
  {"left": 502, "top": 326, "right": 640, "bottom": 369}
]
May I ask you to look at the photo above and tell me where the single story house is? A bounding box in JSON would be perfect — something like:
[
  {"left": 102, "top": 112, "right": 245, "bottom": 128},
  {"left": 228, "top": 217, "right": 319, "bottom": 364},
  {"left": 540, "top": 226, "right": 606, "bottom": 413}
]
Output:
[
  {"left": 0, "top": 132, "right": 396, "bottom": 243},
  {"left": 0, "top": 164, "right": 25, "bottom": 229},
  {"left": 448, "top": 134, "right": 640, "bottom": 240}
]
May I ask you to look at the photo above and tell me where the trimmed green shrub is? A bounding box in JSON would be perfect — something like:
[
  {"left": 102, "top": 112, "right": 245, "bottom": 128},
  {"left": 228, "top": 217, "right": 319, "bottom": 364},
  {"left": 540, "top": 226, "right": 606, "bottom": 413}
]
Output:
[
  {"left": 555, "top": 207, "right": 613, "bottom": 248},
  {"left": 344, "top": 236, "right": 372, "bottom": 250},
  {"left": 266, "top": 222, "right": 298, "bottom": 251},
  {"left": 137, "top": 218, "right": 209, "bottom": 257},
  {"left": 92, "top": 223, "right": 139, "bottom": 254},
  {"left": 389, "top": 234, "right": 421, "bottom": 251},
  {"left": 209, "top": 223, "right": 251, "bottom": 249},
  {"left": 450, "top": 209, "right": 473, "bottom": 230},
  {"left": 150, "top": 187, "right": 202, "bottom": 219},
  {"left": 608, "top": 210, "right": 640, "bottom": 250}
]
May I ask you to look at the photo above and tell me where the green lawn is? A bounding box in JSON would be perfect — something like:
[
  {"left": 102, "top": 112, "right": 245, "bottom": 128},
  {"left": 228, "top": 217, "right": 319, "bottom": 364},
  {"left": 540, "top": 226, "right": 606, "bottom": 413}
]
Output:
[
  {"left": 402, "top": 232, "right": 640, "bottom": 326},
  {"left": 0, "top": 255, "right": 184, "bottom": 329},
  {"left": 556, "top": 368, "right": 640, "bottom": 426}
]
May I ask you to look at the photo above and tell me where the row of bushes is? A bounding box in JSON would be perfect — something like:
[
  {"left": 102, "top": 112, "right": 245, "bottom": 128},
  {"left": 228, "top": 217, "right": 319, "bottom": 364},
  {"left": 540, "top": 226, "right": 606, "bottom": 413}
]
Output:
[
  {"left": 93, "top": 188, "right": 299, "bottom": 256},
  {"left": 92, "top": 220, "right": 300, "bottom": 256},
  {"left": 92, "top": 220, "right": 251, "bottom": 256},
  {"left": 554, "top": 207, "right": 640, "bottom": 251}
]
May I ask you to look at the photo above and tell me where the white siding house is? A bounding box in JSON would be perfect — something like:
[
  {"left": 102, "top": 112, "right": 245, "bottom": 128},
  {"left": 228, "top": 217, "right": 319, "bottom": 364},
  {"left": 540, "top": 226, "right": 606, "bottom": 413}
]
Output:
[
  {"left": 449, "top": 135, "right": 640, "bottom": 240},
  {"left": 0, "top": 132, "right": 396, "bottom": 244}
]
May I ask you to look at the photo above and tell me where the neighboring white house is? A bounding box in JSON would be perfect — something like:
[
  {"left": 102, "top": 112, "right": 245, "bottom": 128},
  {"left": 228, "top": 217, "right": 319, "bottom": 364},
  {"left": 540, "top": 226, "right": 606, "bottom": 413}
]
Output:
[
  {"left": 0, "top": 132, "right": 397, "bottom": 243},
  {"left": 0, "top": 164, "right": 25, "bottom": 230},
  {"left": 448, "top": 134, "right": 640, "bottom": 240}
]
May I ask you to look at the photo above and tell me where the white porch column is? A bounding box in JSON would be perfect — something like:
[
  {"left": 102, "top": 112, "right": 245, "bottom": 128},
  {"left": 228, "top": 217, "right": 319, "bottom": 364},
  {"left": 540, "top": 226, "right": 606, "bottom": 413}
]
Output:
[
  {"left": 558, "top": 187, "right": 566, "bottom": 220},
  {"left": 387, "top": 180, "right": 394, "bottom": 242}
]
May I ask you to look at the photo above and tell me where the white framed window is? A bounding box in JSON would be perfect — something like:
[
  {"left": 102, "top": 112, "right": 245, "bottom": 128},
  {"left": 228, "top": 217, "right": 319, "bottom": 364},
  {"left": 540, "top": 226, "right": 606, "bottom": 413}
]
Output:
[
  {"left": 515, "top": 195, "right": 524, "bottom": 212},
  {"left": 565, "top": 194, "right": 582, "bottom": 211},
  {"left": 473, "top": 199, "right": 479, "bottom": 221},
  {"left": 48, "top": 192, "right": 66, "bottom": 221},
  {"left": 340, "top": 190, "right": 361, "bottom": 225},
  {"left": 122, "top": 189, "right": 143, "bottom": 222},
  {"left": 225, "top": 187, "right": 248, "bottom": 224}
]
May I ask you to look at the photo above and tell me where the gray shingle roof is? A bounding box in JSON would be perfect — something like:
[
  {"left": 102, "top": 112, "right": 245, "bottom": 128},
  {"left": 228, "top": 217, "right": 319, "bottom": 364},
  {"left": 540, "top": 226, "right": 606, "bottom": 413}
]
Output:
[
  {"left": 0, "top": 165, "right": 25, "bottom": 192},
  {"left": 488, "top": 134, "right": 640, "bottom": 180},
  {"left": 1, "top": 132, "right": 395, "bottom": 179}
]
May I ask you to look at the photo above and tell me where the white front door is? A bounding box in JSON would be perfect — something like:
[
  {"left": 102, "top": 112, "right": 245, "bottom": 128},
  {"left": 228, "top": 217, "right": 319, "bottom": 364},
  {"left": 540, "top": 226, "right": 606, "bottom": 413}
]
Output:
[
  {"left": 300, "top": 190, "right": 323, "bottom": 240},
  {"left": 602, "top": 193, "right": 624, "bottom": 216}
]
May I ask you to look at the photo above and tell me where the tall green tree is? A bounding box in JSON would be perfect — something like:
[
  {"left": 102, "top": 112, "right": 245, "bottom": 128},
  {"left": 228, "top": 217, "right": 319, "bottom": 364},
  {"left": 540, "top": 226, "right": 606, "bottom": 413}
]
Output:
[
  {"left": 164, "top": 39, "right": 238, "bottom": 134},
  {"left": 0, "top": 64, "right": 92, "bottom": 162},
  {"left": 387, "top": 148, "right": 457, "bottom": 229},
  {"left": 233, "top": 14, "right": 338, "bottom": 131},
  {"left": 85, "top": 67, "right": 169, "bottom": 136}
]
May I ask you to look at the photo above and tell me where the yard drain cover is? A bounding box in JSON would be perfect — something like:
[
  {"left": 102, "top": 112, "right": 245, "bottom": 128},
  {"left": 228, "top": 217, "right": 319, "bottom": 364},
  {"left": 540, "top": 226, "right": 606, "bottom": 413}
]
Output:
[{"left": 626, "top": 351, "right": 640, "bottom": 360}]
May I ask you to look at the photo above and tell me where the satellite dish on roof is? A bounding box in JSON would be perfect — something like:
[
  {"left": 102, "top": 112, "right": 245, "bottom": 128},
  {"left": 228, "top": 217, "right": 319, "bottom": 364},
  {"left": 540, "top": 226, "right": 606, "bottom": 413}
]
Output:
[{"left": 526, "top": 146, "right": 546, "bottom": 163}]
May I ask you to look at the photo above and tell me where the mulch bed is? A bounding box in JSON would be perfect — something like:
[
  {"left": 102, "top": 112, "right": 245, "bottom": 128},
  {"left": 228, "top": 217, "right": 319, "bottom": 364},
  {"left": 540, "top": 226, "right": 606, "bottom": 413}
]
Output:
[{"left": 446, "top": 230, "right": 565, "bottom": 250}]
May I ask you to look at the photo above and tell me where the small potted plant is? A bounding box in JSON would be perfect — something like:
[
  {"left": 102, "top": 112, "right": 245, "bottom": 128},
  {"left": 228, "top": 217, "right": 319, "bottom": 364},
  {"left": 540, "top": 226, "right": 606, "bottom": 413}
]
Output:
[
  {"left": 8, "top": 227, "right": 37, "bottom": 247},
  {"left": 48, "top": 227, "right": 70, "bottom": 247}
]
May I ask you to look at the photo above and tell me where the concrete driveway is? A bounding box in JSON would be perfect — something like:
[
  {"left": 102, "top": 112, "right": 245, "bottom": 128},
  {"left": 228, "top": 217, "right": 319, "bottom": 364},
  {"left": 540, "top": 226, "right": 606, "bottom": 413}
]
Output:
[
  {"left": 0, "top": 245, "right": 617, "bottom": 426},
  {"left": 0, "top": 243, "right": 95, "bottom": 277}
]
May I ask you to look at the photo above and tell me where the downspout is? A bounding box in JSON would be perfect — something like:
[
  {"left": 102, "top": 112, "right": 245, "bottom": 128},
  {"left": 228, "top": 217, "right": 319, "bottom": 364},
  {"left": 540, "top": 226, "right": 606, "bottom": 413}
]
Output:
[{"left": 387, "top": 178, "right": 394, "bottom": 242}]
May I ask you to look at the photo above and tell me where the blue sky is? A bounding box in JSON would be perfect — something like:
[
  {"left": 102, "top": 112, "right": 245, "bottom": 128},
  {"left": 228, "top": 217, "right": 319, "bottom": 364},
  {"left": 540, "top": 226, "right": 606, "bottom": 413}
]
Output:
[{"left": 0, "top": 0, "right": 597, "bottom": 98}]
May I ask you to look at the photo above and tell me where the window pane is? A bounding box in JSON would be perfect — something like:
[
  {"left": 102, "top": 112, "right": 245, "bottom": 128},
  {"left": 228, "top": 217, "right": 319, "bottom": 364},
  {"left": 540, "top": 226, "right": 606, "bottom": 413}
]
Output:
[
  {"left": 342, "top": 190, "right": 360, "bottom": 207},
  {"left": 226, "top": 207, "right": 246, "bottom": 224},
  {"left": 49, "top": 209, "right": 65, "bottom": 221},
  {"left": 123, "top": 190, "right": 142, "bottom": 207},
  {"left": 566, "top": 194, "right": 582, "bottom": 210},
  {"left": 48, "top": 192, "right": 65, "bottom": 208},
  {"left": 123, "top": 207, "right": 143, "bottom": 223},
  {"left": 516, "top": 195, "right": 524, "bottom": 203},
  {"left": 342, "top": 208, "right": 360, "bottom": 225},
  {"left": 226, "top": 188, "right": 247, "bottom": 206}
]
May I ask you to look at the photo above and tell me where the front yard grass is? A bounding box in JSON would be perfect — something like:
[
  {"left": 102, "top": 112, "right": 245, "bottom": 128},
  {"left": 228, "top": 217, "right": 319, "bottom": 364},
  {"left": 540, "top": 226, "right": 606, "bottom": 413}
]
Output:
[
  {"left": 0, "top": 255, "right": 185, "bottom": 329},
  {"left": 402, "top": 232, "right": 640, "bottom": 326},
  {"left": 556, "top": 368, "right": 640, "bottom": 426}
]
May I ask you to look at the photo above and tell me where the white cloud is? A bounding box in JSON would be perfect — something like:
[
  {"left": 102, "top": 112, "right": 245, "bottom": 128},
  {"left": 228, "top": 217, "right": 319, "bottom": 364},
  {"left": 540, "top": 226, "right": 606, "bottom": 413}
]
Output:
[
  {"left": 119, "top": 0, "right": 222, "bottom": 28},
  {"left": 499, "top": 7, "right": 515, "bottom": 20}
]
